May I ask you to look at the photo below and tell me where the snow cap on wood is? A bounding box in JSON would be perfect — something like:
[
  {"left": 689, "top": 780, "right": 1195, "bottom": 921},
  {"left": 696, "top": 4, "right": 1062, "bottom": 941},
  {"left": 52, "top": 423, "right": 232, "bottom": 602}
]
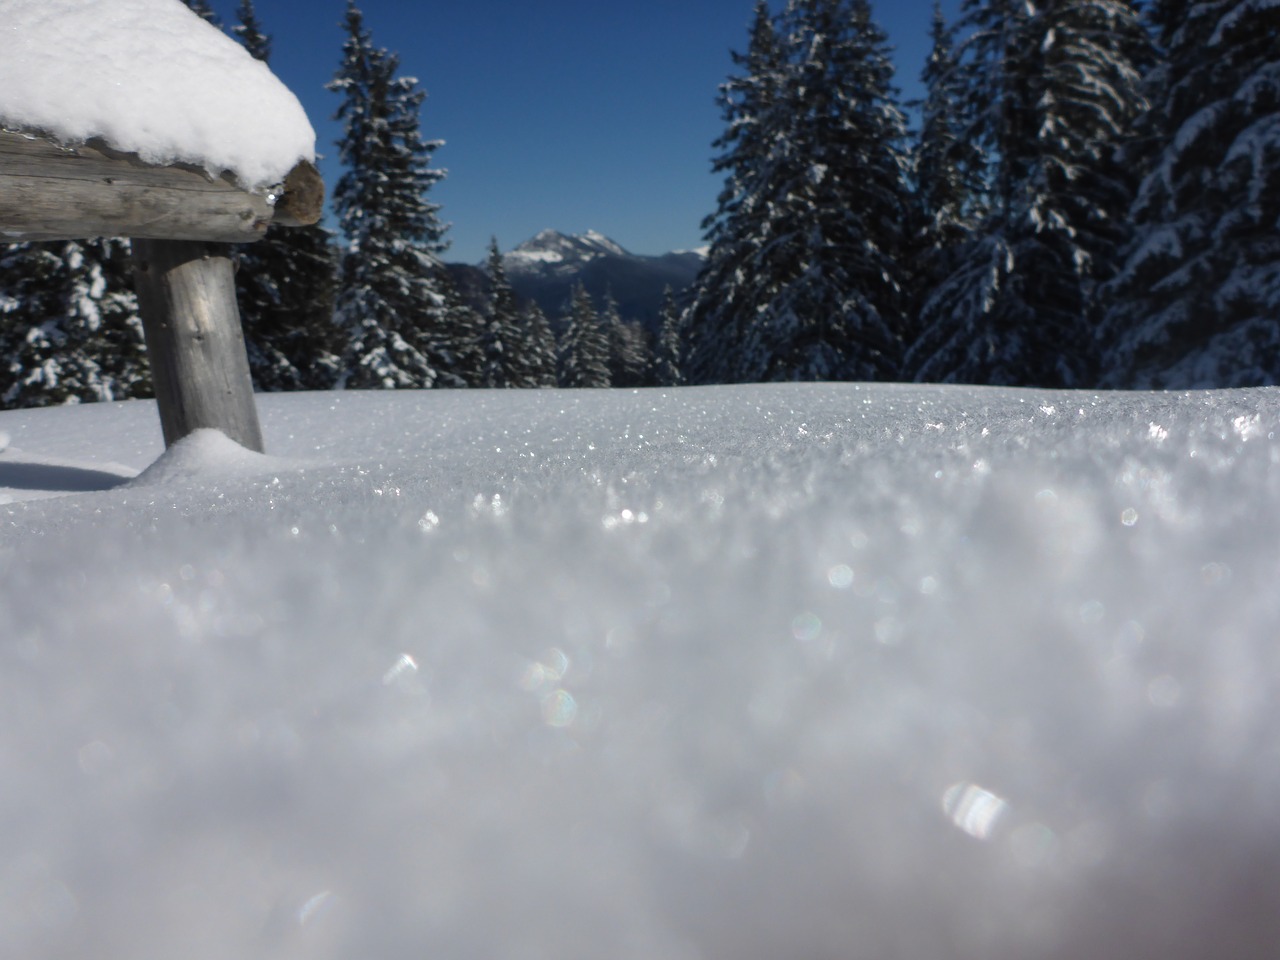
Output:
[{"left": 0, "top": 0, "right": 316, "bottom": 192}]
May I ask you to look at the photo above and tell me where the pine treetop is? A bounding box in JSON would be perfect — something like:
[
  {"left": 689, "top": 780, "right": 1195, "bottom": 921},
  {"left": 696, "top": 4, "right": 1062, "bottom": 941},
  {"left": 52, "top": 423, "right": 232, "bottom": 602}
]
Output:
[
  {"left": 328, "top": 0, "right": 455, "bottom": 389},
  {"left": 233, "top": 0, "right": 272, "bottom": 62},
  {"left": 687, "top": 0, "right": 911, "bottom": 384},
  {"left": 182, "top": 0, "right": 222, "bottom": 29}
]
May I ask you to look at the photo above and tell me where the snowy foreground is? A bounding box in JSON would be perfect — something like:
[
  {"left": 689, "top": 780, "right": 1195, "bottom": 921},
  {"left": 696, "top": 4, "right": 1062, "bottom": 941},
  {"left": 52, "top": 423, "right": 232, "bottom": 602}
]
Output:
[{"left": 2, "top": 383, "right": 1279, "bottom": 959}]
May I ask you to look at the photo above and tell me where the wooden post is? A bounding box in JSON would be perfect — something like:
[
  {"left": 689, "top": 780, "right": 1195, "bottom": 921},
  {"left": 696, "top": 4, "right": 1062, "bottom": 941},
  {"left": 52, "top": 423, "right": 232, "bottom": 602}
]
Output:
[
  {"left": 131, "top": 239, "right": 264, "bottom": 453},
  {"left": 0, "top": 130, "right": 325, "bottom": 454}
]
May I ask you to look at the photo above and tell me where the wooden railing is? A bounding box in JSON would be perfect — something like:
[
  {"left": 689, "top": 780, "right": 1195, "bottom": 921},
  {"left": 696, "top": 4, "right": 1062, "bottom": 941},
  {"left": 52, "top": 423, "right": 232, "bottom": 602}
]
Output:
[{"left": 0, "top": 129, "right": 324, "bottom": 452}]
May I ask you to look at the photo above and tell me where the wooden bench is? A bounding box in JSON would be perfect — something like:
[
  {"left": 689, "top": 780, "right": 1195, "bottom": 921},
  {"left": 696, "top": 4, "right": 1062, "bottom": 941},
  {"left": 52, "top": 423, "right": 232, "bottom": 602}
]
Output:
[{"left": 0, "top": 128, "right": 324, "bottom": 452}]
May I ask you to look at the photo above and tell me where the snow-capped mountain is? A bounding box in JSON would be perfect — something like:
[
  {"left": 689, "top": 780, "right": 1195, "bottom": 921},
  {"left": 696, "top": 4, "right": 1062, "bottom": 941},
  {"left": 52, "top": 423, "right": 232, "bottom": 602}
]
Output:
[
  {"left": 446, "top": 230, "right": 704, "bottom": 334},
  {"left": 504, "top": 229, "right": 631, "bottom": 275},
  {"left": 494, "top": 229, "right": 705, "bottom": 334}
]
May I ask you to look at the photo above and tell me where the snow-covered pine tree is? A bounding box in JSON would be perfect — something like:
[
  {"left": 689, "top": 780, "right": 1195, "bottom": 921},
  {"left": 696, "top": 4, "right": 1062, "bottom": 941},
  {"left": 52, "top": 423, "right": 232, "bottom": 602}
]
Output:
[
  {"left": 427, "top": 268, "right": 482, "bottom": 388},
  {"left": 485, "top": 240, "right": 520, "bottom": 336},
  {"left": 328, "top": 1, "right": 453, "bottom": 389},
  {"left": 235, "top": 225, "right": 340, "bottom": 391},
  {"left": 477, "top": 239, "right": 559, "bottom": 388},
  {"left": 602, "top": 292, "right": 650, "bottom": 387},
  {"left": 559, "top": 283, "right": 611, "bottom": 388},
  {"left": 231, "top": 0, "right": 269, "bottom": 59},
  {"left": 87, "top": 239, "right": 150, "bottom": 401},
  {"left": 909, "top": 2, "right": 988, "bottom": 327},
  {"left": 685, "top": 0, "right": 911, "bottom": 384},
  {"left": 652, "top": 286, "right": 684, "bottom": 386},
  {"left": 469, "top": 238, "right": 522, "bottom": 388},
  {"left": 0, "top": 239, "right": 149, "bottom": 408},
  {"left": 684, "top": 0, "right": 783, "bottom": 384},
  {"left": 1101, "top": 0, "right": 1280, "bottom": 387},
  {"left": 907, "top": 0, "right": 1149, "bottom": 386},
  {"left": 181, "top": 0, "right": 221, "bottom": 28},
  {"left": 232, "top": 0, "right": 340, "bottom": 391},
  {"left": 518, "top": 302, "right": 559, "bottom": 388}
]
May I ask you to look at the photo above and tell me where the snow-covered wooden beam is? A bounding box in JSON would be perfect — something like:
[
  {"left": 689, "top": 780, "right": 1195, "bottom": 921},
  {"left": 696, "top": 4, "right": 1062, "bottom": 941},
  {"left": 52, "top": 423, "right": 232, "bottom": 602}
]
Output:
[
  {"left": 0, "top": 128, "right": 326, "bottom": 454},
  {"left": 0, "top": 0, "right": 324, "bottom": 458},
  {"left": 0, "top": 129, "right": 322, "bottom": 243}
]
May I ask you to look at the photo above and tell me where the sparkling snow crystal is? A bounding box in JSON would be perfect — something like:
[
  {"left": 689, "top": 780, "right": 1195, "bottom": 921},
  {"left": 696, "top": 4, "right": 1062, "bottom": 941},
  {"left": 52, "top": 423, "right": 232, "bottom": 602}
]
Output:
[
  {"left": 0, "top": 0, "right": 315, "bottom": 189},
  {"left": 1, "top": 383, "right": 1280, "bottom": 958}
]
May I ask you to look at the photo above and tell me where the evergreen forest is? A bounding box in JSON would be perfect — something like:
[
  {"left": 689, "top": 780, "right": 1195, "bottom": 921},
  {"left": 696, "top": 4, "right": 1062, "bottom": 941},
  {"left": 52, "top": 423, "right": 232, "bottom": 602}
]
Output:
[{"left": 1, "top": 0, "right": 1277, "bottom": 408}]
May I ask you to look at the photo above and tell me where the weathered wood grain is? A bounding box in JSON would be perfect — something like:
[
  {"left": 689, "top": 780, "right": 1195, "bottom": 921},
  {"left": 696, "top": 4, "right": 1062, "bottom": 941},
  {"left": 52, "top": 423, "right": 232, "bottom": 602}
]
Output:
[
  {"left": 131, "top": 239, "right": 265, "bottom": 452},
  {"left": 0, "top": 130, "right": 321, "bottom": 242},
  {"left": 2, "top": 128, "right": 328, "bottom": 452}
]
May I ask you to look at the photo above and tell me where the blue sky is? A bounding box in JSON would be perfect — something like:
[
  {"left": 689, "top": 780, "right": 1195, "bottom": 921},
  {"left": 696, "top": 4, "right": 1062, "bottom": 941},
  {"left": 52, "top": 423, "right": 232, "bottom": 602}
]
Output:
[{"left": 202, "top": 0, "right": 960, "bottom": 263}]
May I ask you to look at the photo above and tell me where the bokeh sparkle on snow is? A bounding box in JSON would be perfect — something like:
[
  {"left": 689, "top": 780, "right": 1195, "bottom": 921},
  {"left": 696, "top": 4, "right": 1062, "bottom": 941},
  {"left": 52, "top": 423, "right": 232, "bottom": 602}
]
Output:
[
  {"left": 0, "top": 0, "right": 315, "bottom": 189},
  {"left": 1, "top": 383, "right": 1279, "bottom": 959}
]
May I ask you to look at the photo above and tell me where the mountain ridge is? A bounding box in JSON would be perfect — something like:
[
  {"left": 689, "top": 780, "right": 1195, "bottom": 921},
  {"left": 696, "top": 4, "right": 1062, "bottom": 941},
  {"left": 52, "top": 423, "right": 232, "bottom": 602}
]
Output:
[{"left": 447, "top": 230, "right": 704, "bottom": 335}]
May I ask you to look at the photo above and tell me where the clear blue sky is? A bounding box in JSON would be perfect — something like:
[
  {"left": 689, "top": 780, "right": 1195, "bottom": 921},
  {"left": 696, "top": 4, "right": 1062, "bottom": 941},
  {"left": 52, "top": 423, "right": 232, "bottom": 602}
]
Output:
[{"left": 202, "top": 0, "right": 961, "bottom": 264}]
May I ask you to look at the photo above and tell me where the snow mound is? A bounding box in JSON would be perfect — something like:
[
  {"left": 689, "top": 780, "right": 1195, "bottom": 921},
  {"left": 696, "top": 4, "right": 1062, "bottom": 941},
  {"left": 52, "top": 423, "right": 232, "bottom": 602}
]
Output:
[
  {"left": 0, "top": 0, "right": 315, "bottom": 190},
  {"left": 2, "top": 384, "right": 1280, "bottom": 959},
  {"left": 125, "top": 427, "right": 298, "bottom": 488}
]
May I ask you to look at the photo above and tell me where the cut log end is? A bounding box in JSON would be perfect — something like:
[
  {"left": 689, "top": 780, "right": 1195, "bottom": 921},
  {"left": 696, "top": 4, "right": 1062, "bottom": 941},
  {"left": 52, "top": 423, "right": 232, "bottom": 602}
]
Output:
[{"left": 272, "top": 160, "right": 324, "bottom": 228}]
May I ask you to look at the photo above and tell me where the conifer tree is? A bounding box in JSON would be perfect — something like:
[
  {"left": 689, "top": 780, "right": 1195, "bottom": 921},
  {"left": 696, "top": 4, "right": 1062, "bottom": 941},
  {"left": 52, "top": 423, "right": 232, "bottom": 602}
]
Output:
[
  {"left": 559, "top": 283, "right": 611, "bottom": 388},
  {"left": 602, "top": 292, "right": 650, "bottom": 387},
  {"left": 478, "top": 239, "right": 559, "bottom": 389},
  {"left": 231, "top": 0, "right": 270, "bottom": 59},
  {"left": 0, "top": 240, "right": 149, "bottom": 408},
  {"left": 427, "top": 269, "right": 480, "bottom": 388},
  {"left": 181, "top": 0, "right": 221, "bottom": 28},
  {"left": 235, "top": 228, "right": 340, "bottom": 391},
  {"left": 652, "top": 286, "right": 684, "bottom": 386},
  {"left": 683, "top": 1, "right": 787, "bottom": 384},
  {"left": 471, "top": 238, "right": 523, "bottom": 387},
  {"left": 518, "top": 303, "right": 559, "bottom": 388},
  {"left": 907, "top": 0, "right": 1149, "bottom": 386},
  {"left": 90, "top": 239, "right": 151, "bottom": 400},
  {"left": 328, "top": 1, "right": 453, "bottom": 389},
  {"left": 1101, "top": 0, "right": 1280, "bottom": 387},
  {"left": 685, "top": 0, "right": 911, "bottom": 384},
  {"left": 698, "top": 0, "right": 785, "bottom": 262},
  {"left": 231, "top": 0, "right": 340, "bottom": 390},
  {"left": 910, "top": 3, "right": 987, "bottom": 322},
  {"left": 485, "top": 240, "right": 520, "bottom": 338}
]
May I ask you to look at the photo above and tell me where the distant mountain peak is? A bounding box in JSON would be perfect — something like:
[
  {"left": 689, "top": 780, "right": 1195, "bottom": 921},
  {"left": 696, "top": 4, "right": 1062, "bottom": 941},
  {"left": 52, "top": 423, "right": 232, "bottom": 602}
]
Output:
[
  {"left": 505, "top": 230, "right": 631, "bottom": 273},
  {"left": 671, "top": 245, "right": 711, "bottom": 259},
  {"left": 580, "top": 230, "right": 628, "bottom": 256},
  {"left": 473, "top": 230, "right": 705, "bottom": 335}
]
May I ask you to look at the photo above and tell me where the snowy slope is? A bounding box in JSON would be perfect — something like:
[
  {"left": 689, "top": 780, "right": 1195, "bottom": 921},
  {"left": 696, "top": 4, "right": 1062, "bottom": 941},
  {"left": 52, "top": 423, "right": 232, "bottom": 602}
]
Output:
[{"left": 2, "top": 383, "right": 1280, "bottom": 959}]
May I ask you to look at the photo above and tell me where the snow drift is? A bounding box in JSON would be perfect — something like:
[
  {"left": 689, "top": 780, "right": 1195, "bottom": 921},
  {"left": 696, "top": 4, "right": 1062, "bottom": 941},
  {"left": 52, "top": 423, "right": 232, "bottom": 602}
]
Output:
[{"left": 1, "top": 383, "right": 1278, "bottom": 959}]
